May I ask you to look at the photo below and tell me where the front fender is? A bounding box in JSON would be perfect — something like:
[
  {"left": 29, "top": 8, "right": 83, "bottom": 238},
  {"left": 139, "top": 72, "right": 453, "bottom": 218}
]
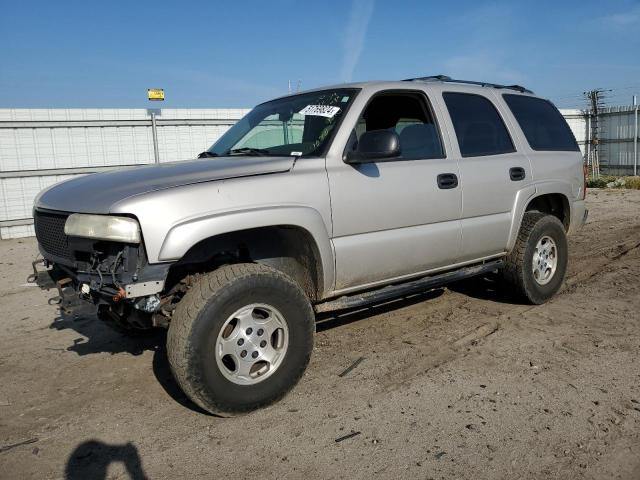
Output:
[{"left": 158, "top": 205, "right": 335, "bottom": 295}]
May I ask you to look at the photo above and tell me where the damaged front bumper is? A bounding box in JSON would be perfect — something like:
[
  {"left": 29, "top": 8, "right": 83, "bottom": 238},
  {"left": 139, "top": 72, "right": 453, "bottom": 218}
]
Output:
[
  {"left": 29, "top": 240, "right": 172, "bottom": 326},
  {"left": 27, "top": 260, "right": 76, "bottom": 313},
  {"left": 29, "top": 208, "right": 187, "bottom": 331}
]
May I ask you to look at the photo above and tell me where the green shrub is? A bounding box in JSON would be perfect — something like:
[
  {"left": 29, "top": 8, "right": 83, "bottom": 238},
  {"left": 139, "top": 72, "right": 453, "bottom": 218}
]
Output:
[
  {"left": 587, "top": 175, "right": 640, "bottom": 189},
  {"left": 624, "top": 176, "right": 640, "bottom": 190},
  {"left": 587, "top": 177, "right": 607, "bottom": 188}
]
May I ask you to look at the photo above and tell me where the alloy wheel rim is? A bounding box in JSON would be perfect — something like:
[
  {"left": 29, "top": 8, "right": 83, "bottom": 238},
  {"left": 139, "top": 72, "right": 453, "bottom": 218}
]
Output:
[
  {"left": 215, "top": 303, "right": 289, "bottom": 385},
  {"left": 532, "top": 235, "right": 558, "bottom": 286}
]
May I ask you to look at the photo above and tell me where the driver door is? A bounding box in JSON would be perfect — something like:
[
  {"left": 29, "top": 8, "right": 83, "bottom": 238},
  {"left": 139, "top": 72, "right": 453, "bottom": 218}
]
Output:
[{"left": 327, "top": 90, "right": 462, "bottom": 292}]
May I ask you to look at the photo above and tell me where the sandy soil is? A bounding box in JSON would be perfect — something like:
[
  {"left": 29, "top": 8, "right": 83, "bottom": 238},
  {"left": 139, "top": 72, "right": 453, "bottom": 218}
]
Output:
[{"left": 1, "top": 189, "right": 639, "bottom": 480}]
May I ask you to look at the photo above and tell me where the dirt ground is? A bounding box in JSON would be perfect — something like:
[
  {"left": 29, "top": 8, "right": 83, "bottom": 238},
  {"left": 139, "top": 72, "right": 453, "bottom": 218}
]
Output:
[{"left": 1, "top": 189, "right": 639, "bottom": 480}]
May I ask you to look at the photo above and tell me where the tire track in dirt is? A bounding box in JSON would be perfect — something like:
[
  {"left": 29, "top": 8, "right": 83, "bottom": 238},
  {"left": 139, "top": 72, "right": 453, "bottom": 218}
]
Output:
[
  {"left": 379, "top": 319, "right": 501, "bottom": 392},
  {"left": 375, "top": 205, "right": 640, "bottom": 394},
  {"left": 564, "top": 224, "right": 640, "bottom": 292}
]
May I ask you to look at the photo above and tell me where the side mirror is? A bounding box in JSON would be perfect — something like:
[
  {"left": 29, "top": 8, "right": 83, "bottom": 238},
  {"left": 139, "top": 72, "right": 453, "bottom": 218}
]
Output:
[{"left": 345, "top": 129, "right": 401, "bottom": 164}]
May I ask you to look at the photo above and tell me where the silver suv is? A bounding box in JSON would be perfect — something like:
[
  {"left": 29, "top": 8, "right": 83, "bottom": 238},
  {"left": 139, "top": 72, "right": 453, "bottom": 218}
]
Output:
[{"left": 32, "top": 76, "right": 587, "bottom": 415}]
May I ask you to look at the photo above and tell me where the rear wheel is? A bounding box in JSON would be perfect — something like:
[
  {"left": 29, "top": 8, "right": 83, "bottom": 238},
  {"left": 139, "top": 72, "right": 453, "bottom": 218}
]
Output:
[
  {"left": 502, "top": 212, "right": 568, "bottom": 304},
  {"left": 167, "top": 263, "right": 315, "bottom": 416}
]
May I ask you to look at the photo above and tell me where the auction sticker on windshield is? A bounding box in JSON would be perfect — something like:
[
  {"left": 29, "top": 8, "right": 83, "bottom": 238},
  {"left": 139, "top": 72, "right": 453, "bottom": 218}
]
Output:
[{"left": 298, "top": 105, "right": 340, "bottom": 118}]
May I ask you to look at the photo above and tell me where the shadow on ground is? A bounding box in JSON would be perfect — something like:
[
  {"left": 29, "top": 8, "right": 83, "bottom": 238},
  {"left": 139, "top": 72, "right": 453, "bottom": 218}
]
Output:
[
  {"left": 49, "top": 301, "right": 208, "bottom": 415},
  {"left": 316, "top": 274, "right": 522, "bottom": 332},
  {"left": 65, "top": 440, "right": 148, "bottom": 480},
  {"left": 448, "top": 274, "right": 521, "bottom": 304}
]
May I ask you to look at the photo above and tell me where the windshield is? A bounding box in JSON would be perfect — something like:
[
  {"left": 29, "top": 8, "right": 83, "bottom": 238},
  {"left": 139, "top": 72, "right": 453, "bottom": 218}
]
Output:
[{"left": 207, "top": 88, "right": 358, "bottom": 157}]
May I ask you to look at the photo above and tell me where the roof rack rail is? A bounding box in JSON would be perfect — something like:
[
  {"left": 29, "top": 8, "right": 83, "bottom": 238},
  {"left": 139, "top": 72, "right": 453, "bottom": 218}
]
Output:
[{"left": 403, "top": 75, "right": 533, "bottom": 94}]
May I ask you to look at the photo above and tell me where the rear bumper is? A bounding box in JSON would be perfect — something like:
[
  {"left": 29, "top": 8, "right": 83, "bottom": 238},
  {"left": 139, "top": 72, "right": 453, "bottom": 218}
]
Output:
[{"left": 569, "top": 200, "right": 588, "bottom": 235}]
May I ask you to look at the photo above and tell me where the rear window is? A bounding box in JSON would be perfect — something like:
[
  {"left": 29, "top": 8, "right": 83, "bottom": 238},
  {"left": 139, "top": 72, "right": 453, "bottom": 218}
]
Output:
[
  {"left": 503, "top": 94, "right": 579, "bottom": 151},
  {"left": 443, "top": 92, "right": 515, "bottom": 157}
]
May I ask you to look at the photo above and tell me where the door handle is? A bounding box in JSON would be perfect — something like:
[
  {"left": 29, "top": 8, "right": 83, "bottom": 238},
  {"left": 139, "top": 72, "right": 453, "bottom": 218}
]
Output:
[
  {"left": 437, "top": 173, "right": 458, "bottom": 189},
  {"left": 510, "top": 167, "right": 526, "bottom": 181}
]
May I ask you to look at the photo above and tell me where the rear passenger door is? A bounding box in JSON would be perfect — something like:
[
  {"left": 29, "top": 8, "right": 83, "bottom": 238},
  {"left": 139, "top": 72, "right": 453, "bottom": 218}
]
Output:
[{"left": 441, "top": 91, "right": 532, "bottom": 261}]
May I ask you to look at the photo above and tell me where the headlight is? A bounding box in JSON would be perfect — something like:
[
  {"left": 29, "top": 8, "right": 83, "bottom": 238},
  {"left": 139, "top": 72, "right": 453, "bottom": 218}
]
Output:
[{"left": 64, "top": 214, "right": 141, "bottom": 243}]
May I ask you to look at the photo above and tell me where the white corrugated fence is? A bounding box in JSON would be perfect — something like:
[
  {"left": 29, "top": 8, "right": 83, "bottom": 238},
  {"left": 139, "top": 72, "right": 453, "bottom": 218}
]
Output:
[{"left": 0, "top": 108, "right": 248, "bottom": 238}]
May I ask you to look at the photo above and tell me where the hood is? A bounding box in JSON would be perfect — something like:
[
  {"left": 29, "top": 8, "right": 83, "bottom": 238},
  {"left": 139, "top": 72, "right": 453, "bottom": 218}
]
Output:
[{"left": 35, "top": 155, "right": 295, "bottom": 214}]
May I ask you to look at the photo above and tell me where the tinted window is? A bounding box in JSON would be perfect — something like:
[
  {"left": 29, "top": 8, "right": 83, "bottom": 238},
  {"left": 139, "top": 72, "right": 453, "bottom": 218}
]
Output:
[
  {"left": 443, "top": 92, "right": 515, "bottom": 157},
  {"left": 352, "top": 92, "right": 444, "bottom": 160},
  {"left": 503, "top": 94, "right": 579, "bottom": 151}
]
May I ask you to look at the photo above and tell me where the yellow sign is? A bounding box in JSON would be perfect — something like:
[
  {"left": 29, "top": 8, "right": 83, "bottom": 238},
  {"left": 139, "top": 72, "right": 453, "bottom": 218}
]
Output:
[{"left": 147, "top": 88, "right": 165, "bottom": 101}]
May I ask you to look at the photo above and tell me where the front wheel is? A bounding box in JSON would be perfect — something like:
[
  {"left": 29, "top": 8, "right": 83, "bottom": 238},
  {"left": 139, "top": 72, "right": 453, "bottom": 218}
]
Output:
[
  {"left": 502, "top": 212, "right": 568, "bottom": 304},
  {"left": 167, "top": 263, "right": 315, "bottom": 416}
]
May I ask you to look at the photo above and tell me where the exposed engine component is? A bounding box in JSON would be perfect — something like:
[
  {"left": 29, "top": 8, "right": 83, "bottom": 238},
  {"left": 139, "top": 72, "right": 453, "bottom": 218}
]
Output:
[{"left": 134, "top": 294, "right": 161, "bottom": 313}]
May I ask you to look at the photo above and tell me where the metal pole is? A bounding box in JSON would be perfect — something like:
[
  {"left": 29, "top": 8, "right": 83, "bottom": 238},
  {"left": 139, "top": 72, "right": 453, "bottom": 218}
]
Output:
[
  {"left": 634, "top": 103, "right": 638, "bottom": 177},
  {"left": 150, "top": 111, "right": 160, "bottom": 164},
  {"left": 586, "top": 114, "right": 592, "bottom": 177}
]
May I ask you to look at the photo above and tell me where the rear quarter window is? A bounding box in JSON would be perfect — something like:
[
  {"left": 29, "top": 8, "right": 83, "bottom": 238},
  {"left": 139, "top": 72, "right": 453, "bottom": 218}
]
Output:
[{"left": 503, "top": 94, "right": 579, "bottom": 152}]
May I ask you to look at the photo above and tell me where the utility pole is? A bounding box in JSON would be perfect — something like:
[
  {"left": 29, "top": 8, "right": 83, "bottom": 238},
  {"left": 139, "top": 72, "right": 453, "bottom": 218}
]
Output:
[
  {"left": 634, "top": 95, "right": 638, "bottom": 177},
  {"left": 583, "top": 89, "right": 609, "bottom": 178}
]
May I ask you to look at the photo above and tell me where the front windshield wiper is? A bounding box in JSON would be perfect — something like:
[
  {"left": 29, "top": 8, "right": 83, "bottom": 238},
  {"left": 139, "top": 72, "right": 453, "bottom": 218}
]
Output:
[
  {"left": 198, "top": 151, "right": 219, "bottom": 158},
  {"left": 228, "top": 147, "right": 271, "bottom": 156}
]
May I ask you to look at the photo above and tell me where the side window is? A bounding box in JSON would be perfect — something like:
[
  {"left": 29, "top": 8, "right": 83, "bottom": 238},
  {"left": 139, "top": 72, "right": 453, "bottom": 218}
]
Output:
[
  {"left": 353, "top": 92, "right": 444, "bottom": 160},
  {"left": 443, "top": 92, "right": 515, "bottom": 157},
  {"left": 503, "top": 94, "right": 580, "bottom": 151}
]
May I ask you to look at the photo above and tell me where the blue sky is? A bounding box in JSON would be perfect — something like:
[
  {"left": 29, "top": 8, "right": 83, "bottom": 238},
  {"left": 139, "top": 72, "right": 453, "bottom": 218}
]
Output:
[{"left": 0, "top": 0, "right": 638, "bottom": 109}]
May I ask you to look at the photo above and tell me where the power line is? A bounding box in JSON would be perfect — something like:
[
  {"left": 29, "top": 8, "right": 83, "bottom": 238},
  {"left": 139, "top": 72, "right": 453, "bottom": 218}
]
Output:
[
  {"left": 597, "top": 84, "right": 640, "bottom": 92},
  {"left": 552, "top": 84, "right": 640, "bottom": 104}
]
